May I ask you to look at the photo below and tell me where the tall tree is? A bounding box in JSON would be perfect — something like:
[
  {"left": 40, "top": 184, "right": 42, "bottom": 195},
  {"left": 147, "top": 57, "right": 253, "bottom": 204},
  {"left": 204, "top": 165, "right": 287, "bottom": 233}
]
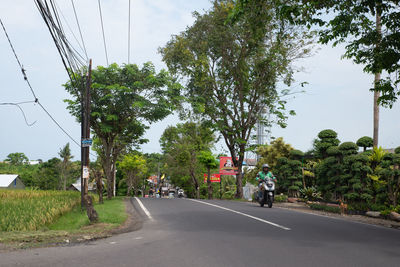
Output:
[
  {"left": 58, "top": 143, "right": 73, "bottom": 190},
  {"left": 160, "top": 122, "right": 215, "bottom": 199},
  {"left": 161, "top": 0, "right": 312, "bottom": 198},
  {"left": 119, "top": 153, "right": 148, "bottom": 196},
  {"left": 235, "top": 0, "right": 400, "bottom": 146},
  {"left": 64, "top": 62, "right": 181, "bottom": 199}
]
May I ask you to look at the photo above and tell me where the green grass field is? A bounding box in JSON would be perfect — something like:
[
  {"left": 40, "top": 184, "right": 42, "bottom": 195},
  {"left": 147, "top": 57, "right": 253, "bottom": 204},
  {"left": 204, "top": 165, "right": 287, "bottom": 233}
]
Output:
[{"left": 0, "top": 190, "right": 80, "bottom": 231}]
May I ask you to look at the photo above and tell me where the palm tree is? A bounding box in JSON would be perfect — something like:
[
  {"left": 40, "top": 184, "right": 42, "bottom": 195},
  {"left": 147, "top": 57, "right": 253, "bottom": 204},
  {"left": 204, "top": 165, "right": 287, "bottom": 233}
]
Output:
[{"left": 58, "top": 143, "right": 73, "bottom": 190}]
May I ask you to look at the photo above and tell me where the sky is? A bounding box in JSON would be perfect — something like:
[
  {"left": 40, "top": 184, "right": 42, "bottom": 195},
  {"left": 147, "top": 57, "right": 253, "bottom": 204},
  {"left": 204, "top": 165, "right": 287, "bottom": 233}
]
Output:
[{"left": 1, "top": 0, "right": 399, "bottom": 162}]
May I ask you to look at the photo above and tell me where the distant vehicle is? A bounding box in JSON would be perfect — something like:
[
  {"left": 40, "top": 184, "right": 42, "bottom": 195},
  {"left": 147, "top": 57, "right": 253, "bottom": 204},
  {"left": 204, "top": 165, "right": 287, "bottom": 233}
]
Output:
[
  {"left": 168, "top": 192, "right": 175, "bottom": 198},
  {"left": 177, "top": 189, "right": 184, "bottom": 198}
]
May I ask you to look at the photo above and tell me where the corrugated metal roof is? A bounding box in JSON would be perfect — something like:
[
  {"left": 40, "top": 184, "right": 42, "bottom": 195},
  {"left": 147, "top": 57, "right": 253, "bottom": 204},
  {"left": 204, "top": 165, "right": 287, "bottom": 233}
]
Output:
[{"left": 0, "top": 174, "right": 19, "bottom": 187}]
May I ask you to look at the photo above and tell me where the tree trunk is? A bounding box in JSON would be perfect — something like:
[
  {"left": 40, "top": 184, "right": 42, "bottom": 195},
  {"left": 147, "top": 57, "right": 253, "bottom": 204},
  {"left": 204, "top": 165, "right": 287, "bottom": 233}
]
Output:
[
  {"left": 207, "top": 167, "right": 212, "bottom": 199},
  {"left": 234, "top": 148, "right": 245, "bottom": 199},
  {"left": 190, "top": 170, "right": 199, "bottom": 199},
  {"left": 95, "top": 171, "right": 103, "bottom": 204},
  {"left": 103, "top": 143, "right": 113, "bottom": 200},
  {"left": 373, "top": 4, "right": 382, "bottom": 148}
]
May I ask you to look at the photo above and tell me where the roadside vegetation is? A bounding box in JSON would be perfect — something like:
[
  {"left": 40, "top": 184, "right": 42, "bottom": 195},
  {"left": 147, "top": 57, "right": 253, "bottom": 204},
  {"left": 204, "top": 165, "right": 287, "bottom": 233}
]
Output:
[
  {"left": 0, "top": 190, "right": 80, "bottom": 231},
  {"left": 248, "top": 130, "right": 400, "bottom": 218},
  {"left": 0, "top": 195, "right": 127, "bottom": 248}
]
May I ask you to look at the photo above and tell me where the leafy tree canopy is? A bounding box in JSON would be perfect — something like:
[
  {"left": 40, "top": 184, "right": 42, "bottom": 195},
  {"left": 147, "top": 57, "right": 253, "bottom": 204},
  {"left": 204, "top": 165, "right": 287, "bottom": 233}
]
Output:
[
  {"left": 161, "top": 0, "right": 313, "bottom": 198},
  {"left": 64, "top": 62, "right": 181, "bottom": 199},
  {"left": 5, "top": 153, "right": 29, "bottom": 165}
]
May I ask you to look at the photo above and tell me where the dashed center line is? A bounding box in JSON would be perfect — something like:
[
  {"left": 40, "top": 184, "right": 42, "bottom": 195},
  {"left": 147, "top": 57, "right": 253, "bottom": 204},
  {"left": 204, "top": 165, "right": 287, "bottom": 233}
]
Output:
[{"left": 188, "top": 199, "right": 291, "bottom": 231}]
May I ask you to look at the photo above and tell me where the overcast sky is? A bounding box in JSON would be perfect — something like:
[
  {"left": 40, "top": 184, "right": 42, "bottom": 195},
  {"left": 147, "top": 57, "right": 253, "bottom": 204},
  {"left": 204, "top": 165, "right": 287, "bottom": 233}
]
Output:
[{"left": 1, "top": 0, "right": 399, "bottom": 162}]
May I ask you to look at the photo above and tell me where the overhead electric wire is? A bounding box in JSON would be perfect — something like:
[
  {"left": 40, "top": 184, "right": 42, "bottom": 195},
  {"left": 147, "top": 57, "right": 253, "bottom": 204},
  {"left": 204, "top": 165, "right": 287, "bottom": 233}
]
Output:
[
  {"left": 37, "top": 102, "right": 80, "bottom": 147},
  {"left": 1, "top": 15, "right": 82, "bottom": 148},
  {"left": 98, "top": 0, "right": 109, "bottom": 66},
  {"left": 0, "top": 101, "right": 37, "bottom": 126},
  {"left": 128, "top": 0, "right": 131, "bottom": 64},
  {"left": 54, "top": 0, "right": 87, "bottom": 61},
  {"left": 70, "top": 0, "right": 88, "bottom": 61},
  {"left": 1, "top": 18, "right": 38, "bottom": 101}
]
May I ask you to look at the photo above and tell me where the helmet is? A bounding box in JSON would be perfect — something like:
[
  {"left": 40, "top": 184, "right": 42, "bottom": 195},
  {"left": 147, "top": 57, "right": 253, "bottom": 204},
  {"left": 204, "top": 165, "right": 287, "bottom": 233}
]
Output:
[{"left": 262, "top": 163, "right": 270, "bottom": 169}]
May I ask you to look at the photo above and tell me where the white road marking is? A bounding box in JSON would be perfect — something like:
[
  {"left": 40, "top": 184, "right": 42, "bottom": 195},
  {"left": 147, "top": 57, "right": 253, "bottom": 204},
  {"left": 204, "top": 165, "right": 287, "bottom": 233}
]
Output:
[
  {"left": 135, "top": 197, "right": 153, "bottom": 221},
  {"left": 188, "top": 199, "right": 291, "bottom": 231}
]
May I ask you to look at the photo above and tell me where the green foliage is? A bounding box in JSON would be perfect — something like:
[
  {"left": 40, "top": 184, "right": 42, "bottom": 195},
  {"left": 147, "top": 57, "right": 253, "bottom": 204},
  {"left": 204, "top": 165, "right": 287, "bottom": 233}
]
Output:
[
  {"left": 309, "top": 203, "right": 341, "bottom": 214},
  {"left": 377, "top": 153, "right": 400, "bottom": 206},
  {"left": 314, "top": 129, "right": 340, "bottom": 159},
  {"left": 257, "top": 137, "right": 294, "bottom": 167},
  {"left": 58, "top": 143, "right": 74, "bottom": 190},
  {"left": 356, "top": 136, "right": 374, "bottom": 151},
  {"left": 198, "top": 151, "right": 219, "bottom": 170},
  {"left": 273, "top": 149, "right": 303, "bottom": 197},
  {"left": 5, "top": 153, "right": 29, "bottom": 165},
  {"left": 49, "top": 197, "right": 127, "bottom": 231},
  {"left": 274, "top": 194, "right": 288, "bottom": 203},
  {"left": 118, "top": 153, "right": 147, "bottom": 196},
  {"left": 338, "top": 142, "right": 359, "bottom": 156},
  {"left": 161, "top": 0, "right": 313, "bottom": 198},
  {"left": 299, "top": 186, "right": 322, "bottom": 201},
  {"left": 260, "top": 0, "right": 400, "bottom": 107},
  {"left": 160, "top": 122, "right": 216, "bottom": 198},
  {"left": 64, "top": 62, "right": 181, "bottom": 198},
  {"left": 0, "top": 190, "right": 80, "bottom": 231}
]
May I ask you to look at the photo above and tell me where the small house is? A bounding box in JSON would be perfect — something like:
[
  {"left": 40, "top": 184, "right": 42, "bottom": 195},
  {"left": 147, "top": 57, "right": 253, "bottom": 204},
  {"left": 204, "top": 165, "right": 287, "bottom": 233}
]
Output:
[{"left": 0, "top": 174, "right": 25, "bottom": 189}]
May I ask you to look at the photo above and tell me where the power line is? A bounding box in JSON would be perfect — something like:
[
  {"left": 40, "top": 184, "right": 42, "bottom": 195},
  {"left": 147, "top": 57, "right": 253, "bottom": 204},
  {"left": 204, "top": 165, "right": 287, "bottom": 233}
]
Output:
[
  {"left": 1, "top": 18, "right": 38, "bottom": 101},
  {"left": 54, "top": 0, "right": 88, "bottom": 62},
  {"left": 1, "top": 16, "right": 83, "bottom": 149},
  {"left": 98, "top": 0, "right": 109, "bottom": 66},
  {"left": 128, "top": 0, "right": 131, "bottom": 64},
  {"left": 0, "top": 101, "right": 37, "bottom": 126},
  {"left": 37, "top": 101, "right": 81, "bottom": 147},
  {"left": 70, "top": 0, "right": 88, "bottom": 60}
]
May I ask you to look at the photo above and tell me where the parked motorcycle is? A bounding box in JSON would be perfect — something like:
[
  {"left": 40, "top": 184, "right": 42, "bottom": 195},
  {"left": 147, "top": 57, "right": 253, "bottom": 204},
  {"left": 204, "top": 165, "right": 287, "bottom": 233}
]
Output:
[{"left": 255, "top": 177, "right": 275, "bottom": 208}]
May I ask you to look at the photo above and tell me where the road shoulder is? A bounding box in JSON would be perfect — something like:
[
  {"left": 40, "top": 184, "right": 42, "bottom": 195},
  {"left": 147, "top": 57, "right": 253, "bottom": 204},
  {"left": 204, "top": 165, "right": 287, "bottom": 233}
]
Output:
[{"left": 275, "top": 202, "right": 400, "bottom": 230}]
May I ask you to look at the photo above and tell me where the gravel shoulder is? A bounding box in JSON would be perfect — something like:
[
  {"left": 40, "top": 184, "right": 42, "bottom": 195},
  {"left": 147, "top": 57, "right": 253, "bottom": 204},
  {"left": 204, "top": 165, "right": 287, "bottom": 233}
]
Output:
[{"left": 274, "top": 202, "right": 400, "bottom": 230}]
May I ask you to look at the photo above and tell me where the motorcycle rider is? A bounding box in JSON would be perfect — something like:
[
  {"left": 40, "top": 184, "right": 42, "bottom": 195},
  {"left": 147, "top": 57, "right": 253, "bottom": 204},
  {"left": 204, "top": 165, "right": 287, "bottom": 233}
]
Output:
[{"left": 256, "top": 163, "right": 276, "bottom": 200}]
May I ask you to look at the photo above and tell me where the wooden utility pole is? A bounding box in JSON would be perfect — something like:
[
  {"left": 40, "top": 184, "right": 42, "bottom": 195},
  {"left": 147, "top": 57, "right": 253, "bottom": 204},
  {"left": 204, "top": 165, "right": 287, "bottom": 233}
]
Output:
[{"left": 81, "top": 59, "right": 92, "bottom": 207}]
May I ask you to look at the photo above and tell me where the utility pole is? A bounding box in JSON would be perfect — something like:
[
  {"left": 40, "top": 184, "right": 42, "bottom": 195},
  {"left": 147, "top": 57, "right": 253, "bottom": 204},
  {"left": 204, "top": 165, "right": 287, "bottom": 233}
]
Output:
[{"left": 81, "top": 59, "right": 92, "bottom": 208}]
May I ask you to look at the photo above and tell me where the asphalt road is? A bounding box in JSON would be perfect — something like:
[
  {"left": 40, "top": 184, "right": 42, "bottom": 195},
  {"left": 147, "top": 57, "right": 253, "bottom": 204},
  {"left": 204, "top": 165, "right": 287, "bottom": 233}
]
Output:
[{"left": 1, "top": 198, "right": 400, "bottom": 267}]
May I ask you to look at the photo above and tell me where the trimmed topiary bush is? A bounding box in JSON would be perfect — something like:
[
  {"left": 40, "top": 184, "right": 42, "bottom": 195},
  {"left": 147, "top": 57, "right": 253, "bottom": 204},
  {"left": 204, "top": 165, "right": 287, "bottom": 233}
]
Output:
[{"left": 356, "top": 136, "right": 373, "bottom": 152}]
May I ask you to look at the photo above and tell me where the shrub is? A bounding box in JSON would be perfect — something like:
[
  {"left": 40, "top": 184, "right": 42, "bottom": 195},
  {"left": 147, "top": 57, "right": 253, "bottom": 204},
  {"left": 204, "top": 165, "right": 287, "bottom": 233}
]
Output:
[
  {"left": 299, "top": 186, "right": 322, "bottom": 201},
  {"left": 380, "top": 209, "right": 391, "bottom": 217},
  {"left": 347, "top": 202, "right": 369, "bottom": 212},
  {"left": 275, "top": 194, "right": 288, "bottom": 202},
  {"left": 368, "top": 203, "right": 387, "bottom": 212}
]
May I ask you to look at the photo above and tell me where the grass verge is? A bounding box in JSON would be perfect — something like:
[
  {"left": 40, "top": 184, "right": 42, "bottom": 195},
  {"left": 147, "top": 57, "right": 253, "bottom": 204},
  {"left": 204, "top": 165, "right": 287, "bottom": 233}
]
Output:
[
  {"left": 309, "top": 203, "right": 341, "bottom": 214},
  {"left": 0, "top": 197, "right": 128, "bottom": 250}
]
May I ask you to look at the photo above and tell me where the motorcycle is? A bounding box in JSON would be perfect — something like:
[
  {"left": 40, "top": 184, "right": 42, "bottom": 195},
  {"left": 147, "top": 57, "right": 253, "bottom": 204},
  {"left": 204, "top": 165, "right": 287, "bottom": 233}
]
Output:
[
  {"left": 255, "top": 177, "right": 275, "bottom": 208},
  {"left": 177, "top": 189, "right": 184, "bottom": 198}
]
